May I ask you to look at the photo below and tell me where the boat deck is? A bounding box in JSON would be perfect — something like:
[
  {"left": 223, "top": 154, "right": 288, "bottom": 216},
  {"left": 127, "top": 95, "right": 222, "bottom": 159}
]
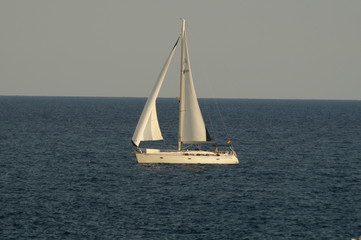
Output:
[{"left": 134, "top": 148, "right": 239, "bottom": 164}]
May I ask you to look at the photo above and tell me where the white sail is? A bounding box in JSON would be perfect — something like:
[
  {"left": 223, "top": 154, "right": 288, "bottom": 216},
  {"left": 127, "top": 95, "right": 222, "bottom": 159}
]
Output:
[
  {"left": 179, "top": 19, "right": 209, "bottom": 145},
  {"left": 132, "top": 38, "right": 179, "bottom": 147}
]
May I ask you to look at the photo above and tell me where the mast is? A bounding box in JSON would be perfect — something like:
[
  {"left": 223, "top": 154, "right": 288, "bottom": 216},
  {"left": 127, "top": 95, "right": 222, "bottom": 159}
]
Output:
[
  {"left": 177, "top": 19, "right": 210, "bottom": 150},
  {"left": 178, "top": 19, "right": 186, "bottom": 151}
]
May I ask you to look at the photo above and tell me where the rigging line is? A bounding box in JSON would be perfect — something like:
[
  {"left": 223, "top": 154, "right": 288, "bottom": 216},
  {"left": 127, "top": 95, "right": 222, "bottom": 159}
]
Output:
[
  {"left": 192, "top": 47, "right": 231, "bottom": 146},
  {"left": 214, "top": 98, "right": 231, "bottom": 142},
  {"left": 198, "top": 66, "right": 217, "bottom": 140},
  {"left": 198, "top": 71, "right": 234, "bottom": 147},
  {"left": 203, "top": 98, "right": 216, "bottom": 139}
]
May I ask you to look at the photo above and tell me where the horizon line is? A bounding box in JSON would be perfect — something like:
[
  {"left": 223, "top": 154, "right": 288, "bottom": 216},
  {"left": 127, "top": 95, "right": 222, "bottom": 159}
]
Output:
[{"left": 0, "top": 94, "right": 360, "bottom": 101}]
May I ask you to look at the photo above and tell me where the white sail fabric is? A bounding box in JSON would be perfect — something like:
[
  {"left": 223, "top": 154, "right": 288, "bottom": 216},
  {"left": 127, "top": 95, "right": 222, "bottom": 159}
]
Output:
[
  {"left": 179, "top": 20, "right": 208, "bottom": 144},
  {"left": 132, "top": 39, "right": 179, "bottom": 147}
]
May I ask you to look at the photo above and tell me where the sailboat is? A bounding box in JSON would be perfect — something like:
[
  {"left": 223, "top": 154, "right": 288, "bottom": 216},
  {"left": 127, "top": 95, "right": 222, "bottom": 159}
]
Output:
[{"left": 131, "top": 19, "right": 239, "bottom": 164}]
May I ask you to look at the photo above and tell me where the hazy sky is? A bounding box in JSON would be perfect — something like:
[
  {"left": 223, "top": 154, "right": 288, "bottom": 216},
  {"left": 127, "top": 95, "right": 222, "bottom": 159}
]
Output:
[{"left": 1, "top": 0, "right": 360, "bottom": 100}]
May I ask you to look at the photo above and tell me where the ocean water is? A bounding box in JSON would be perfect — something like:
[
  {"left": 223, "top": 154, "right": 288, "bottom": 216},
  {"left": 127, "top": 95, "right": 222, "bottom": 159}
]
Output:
[{"left": 0, "top": 96, "right": 360, "bottom": 239}]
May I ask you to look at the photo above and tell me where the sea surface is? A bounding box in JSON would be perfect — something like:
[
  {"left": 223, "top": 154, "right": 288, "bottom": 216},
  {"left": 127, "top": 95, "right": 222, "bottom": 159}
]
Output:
[{"left": 0, "top": 96, "right": 360, "bottom": 239}]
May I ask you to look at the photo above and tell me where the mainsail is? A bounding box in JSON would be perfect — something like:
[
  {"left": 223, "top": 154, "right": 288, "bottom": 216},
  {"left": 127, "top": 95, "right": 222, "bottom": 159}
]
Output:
[
  {"left": 131, "top": 38, "right": 179, "bottom": 147},
  {"left": 178, "top": 19, "right": 210, "bottom": 145}
]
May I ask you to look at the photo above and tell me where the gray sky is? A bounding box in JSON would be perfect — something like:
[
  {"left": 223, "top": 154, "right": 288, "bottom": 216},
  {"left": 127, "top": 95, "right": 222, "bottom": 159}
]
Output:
[{"left": 1, "top": 0, "right": 360, "bottom": 100}]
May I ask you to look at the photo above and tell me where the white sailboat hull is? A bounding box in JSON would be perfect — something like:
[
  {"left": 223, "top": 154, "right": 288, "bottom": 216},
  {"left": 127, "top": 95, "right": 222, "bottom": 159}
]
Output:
[{"left": 134, "top": 149, "right": 239, "bottom": 164}]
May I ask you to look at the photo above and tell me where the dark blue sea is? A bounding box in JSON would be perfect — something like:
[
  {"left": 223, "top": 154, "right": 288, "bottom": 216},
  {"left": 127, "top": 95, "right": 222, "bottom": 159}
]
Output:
[{"left": 1, "top": 96, "right": 360, "bottom": 239}]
